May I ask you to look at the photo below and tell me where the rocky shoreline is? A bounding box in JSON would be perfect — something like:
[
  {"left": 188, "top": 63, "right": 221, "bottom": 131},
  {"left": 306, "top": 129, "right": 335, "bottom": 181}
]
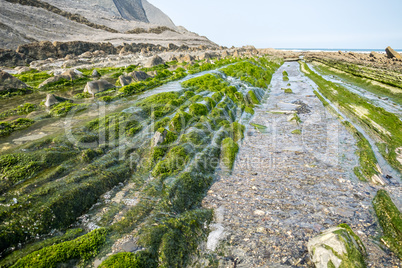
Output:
[
  {"left": 201, "top": 61, "right": 401, "bottom": 268},
  {"left": 0, "top": 46, "right": 401, "bottom": 267}
]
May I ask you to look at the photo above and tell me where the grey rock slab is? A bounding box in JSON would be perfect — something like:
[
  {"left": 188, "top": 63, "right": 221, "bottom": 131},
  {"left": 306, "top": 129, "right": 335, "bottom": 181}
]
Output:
[{"left": 84, "top": 80, "right": 115, "bottom": 96}]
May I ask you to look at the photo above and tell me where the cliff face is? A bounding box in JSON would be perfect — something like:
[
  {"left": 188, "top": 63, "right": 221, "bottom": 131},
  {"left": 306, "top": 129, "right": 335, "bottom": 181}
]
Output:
[
  {"left": 0, "top": 0, "right": 216, "bottom": 50},
  {"left": 41, "top": 0, "right": 173, "bottom": 29},
  {"left": 112, "top": 0, "right": 148, "bottom": 22},
  {"left": 142, "top": 0, "right": 176, "bottom": 28}
]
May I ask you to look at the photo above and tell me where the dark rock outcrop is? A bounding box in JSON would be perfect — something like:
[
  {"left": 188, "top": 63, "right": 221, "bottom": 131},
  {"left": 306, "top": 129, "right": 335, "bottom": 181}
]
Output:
[
  {"left": 168, "top": 43, "right": 179, "bottom": 51},
  {"left": 369, "top": 51, "right": 382, "bottom": 59},
  {"left": 0, "top": 40, "right": 217, "bottom": 67},
  {"left": 125, "top": 26, "right": 176, "bottom": 35},
  {"left": 16, "top": 41, "right": 57, "bottom": 61},
  {"left": 0, "top": 70, "right": 28, "bottom": 92},
  {"left": 53, "top": 41, "right": 117, "bottom": 58},
  {"left": 0, "top": 49, "right": 28, "bottom": 66},
  {"left": 16, "top": 41, "right": 117, "bottom": 61},
  {"left": 119, "top": 70, "right": 150, "bottom": 86},
  {"left": 385, "top": 46, "right": 401, "bottom": 60},
  {"left": 198, "top": 52, "right": 213, "bottom": 60},
  {"left": 221, "top": 50, "right": 230, "bottom": 58}
]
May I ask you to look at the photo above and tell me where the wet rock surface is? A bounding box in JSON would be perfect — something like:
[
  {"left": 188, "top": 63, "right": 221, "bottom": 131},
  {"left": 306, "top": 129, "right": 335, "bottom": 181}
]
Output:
[
  {"left": 0, "top": 69, "right": 28, "bottom": 92},
  {"left": 84, "top": 79, "right": 115, "bottom": 95},
  {"left": 307, "top": 226, "right": 366, "bottom": 268},
  {"left": 44, "top": 93, "right": 60, "bottom": 107},
  {"left": 202, "top": 62, "right": 401, "bottom": 267}
]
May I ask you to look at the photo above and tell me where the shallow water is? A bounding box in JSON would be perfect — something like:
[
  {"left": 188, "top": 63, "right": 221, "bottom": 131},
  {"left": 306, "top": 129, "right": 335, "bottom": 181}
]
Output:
[
  {"left": 202, "top": 61, "right": 401, "bottom": 267},
  {"left": 308, "top": 63, "right": 402, "bottom": 119},
  {"left": 74, "top": 67, "right": 261, "bottom": 233},
  {"left": 306, "top": 62, "right": 401, "bottom": 183},
  {"left": 0, "top": 68, "right": 228, "bottom": 152}
]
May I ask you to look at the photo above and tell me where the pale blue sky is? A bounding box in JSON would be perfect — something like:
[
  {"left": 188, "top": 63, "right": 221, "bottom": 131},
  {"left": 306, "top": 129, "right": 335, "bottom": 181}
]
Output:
[{"left": 148, "top": 0, "right": 402, "bottom": 49}]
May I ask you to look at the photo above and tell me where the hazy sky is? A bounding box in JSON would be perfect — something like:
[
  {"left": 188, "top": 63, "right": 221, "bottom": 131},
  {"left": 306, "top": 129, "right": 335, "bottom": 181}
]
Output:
[{"left": 148, "top": 0, "right": 402, "bottom": 49}]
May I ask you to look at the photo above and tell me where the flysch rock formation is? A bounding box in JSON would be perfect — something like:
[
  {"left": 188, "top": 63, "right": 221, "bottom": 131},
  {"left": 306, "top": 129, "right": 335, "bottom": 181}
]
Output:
[{"left": 0, "top": 0, "right": 216, "bottom": 50}]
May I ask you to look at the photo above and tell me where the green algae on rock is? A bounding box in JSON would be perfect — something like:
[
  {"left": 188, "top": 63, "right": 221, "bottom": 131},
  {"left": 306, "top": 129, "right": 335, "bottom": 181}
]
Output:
[
  {"left": 99, "top": 251, "right": 156, "bottom": 268},
  {"left": 312, "top": 89, "right": 380, "bottom": 183},
  {"left": 12, "top": 228, "right": 108, "bottom": 268},
  {"left": 0, "top": 118, "right": 35, "bottom": 137},
  {"left": 291, "top": 129, "right": 301, "bottom": 135},
  {"left": 300, "top": 61, "right": 402, "bottom": 173},
  {"left": 307, "top": 224, "right": 366, "bottom": 268},
  {"left": 284, "top": 88, "right": 293, "bottom": 94},
  {"left": 0, "top": 56, "right": 282, "bottom": 267},
  {"left": 221, "top": 137, "right": 239, "bottom": 170},
  {"left": 373, "top": 190, "right": 402, "bottom": 259}
]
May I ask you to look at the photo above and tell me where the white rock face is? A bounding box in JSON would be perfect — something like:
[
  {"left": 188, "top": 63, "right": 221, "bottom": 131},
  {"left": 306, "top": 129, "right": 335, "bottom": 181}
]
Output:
[
  {"left": 308, "top": 227, "right": 345, "bottom": 268},
  {"left": 307, "top": 226, "right": 366, "bottom": 268}
]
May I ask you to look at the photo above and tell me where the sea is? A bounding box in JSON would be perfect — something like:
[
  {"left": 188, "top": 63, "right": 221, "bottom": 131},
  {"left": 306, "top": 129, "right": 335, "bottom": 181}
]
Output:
[{"left": 275, "top": 48, "right": 402, "bottom": 54}]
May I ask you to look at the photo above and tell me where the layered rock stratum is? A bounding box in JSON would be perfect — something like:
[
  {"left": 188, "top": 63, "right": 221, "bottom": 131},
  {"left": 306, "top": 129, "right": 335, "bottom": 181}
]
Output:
[{"left": 0, "top": 0, "right": 216, "bottom": 49}]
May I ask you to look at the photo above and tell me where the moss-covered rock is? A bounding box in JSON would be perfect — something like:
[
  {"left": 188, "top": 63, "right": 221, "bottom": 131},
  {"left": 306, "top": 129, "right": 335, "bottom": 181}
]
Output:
[
  {"left": 247, "top": 90, "right": 260, "bottom": 105},
  {"left": 0, "top": 118, "right": 35, "bottom": 137},
  {"left": 12, "top": 228, "right": 108, "bottom": 268},
  {"left": 231, "top": 122, "right": 245, "bottom": 142},
  {"left": 189, "top": 103, "right": 208, "bottom": 117},
  {"left": 221, "top": 137, "right": 239, "bottom": 170},
  {"left": 373, "top": 190, "right": 402, "bottom": 259},
  {"left": 169, "top": 111, "right": 192, "bottom": 133},
  {"left": 307, "top": 224, "right": 366, "bottom": 268},
  {"left": 99, "top": 251, "right": 156, "bottom": 268}
]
